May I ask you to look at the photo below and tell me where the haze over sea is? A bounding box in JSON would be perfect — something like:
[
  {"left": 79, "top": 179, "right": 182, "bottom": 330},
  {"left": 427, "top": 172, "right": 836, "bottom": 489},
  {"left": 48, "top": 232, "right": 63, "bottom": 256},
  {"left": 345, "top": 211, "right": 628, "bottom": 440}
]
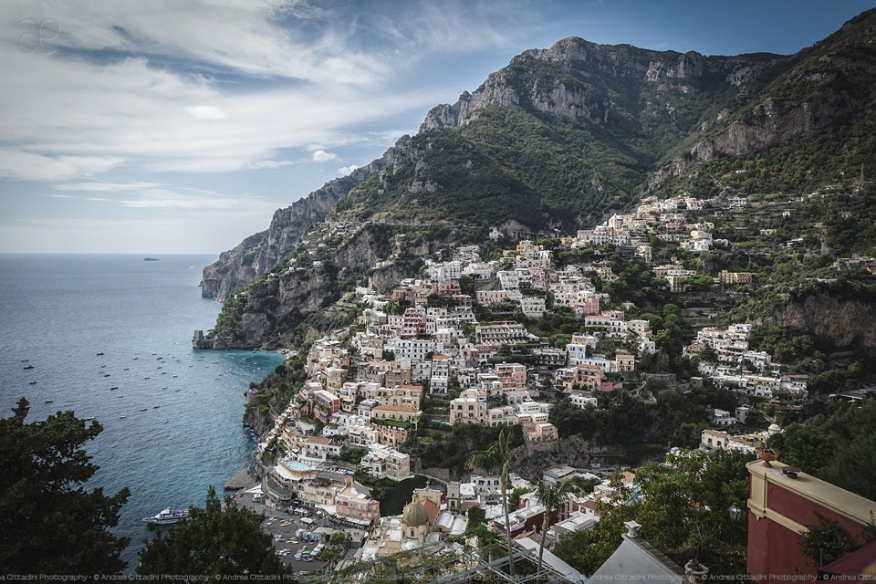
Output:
[{"left": 0, "top": 254, "right": 284, "bottom": 571}]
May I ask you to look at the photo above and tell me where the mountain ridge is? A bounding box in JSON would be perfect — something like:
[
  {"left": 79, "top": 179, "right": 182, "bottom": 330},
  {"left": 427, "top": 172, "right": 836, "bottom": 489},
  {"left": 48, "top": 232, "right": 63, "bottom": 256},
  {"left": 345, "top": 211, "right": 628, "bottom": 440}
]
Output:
[{"left": 202, "top": 8, "right": 876, "bottom": 302}]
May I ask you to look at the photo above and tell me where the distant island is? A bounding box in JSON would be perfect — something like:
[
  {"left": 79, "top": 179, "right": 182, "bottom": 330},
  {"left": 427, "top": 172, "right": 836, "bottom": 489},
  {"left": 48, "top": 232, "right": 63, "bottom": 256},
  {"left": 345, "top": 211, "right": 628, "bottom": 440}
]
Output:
[{"left": 143, "top": 257, "right": 160, "bottom": 261}]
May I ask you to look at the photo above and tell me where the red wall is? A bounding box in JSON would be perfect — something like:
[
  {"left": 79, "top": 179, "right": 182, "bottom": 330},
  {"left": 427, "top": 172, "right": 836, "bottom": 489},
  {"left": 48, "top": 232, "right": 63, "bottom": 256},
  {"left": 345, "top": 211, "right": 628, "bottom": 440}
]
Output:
[
  {"left": 767, "top": 483, "right": 868, "bottom": 545},
  {"left": 748, "top": 482, "right": 868, "bottom": 581},
  {"left": 748, "top": 509, "right": 814, "bottom": 580}
]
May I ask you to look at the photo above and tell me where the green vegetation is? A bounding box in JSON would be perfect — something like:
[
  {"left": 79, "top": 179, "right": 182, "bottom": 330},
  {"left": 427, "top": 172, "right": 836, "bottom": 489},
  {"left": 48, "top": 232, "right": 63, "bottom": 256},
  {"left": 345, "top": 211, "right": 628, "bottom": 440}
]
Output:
[
  {"left": 137, "top": 487, "right": 292, "bottom": 577},
  {"left": 418, "top": 423, "right": 523, "bottom": 478},
  {"left": 0, "top": 398, "right": 130, "bottom": 575},
  {"left": 553, "top": 449, "right": 753, "bottom": 577},
  {"left": 467, "top": 428, "right": 517, "bottom": 577},
  {"left": 338, "top": 446, "right": 367, "bottom": 465},
  {"left": 533, "top": 478, "right": 574, "bottom": 575},
  {"left": 353, "top": 473, "right": 427, "bottom": 517},
  {"left": 767, "top": 397, "right": 876, "bottom": 500}
]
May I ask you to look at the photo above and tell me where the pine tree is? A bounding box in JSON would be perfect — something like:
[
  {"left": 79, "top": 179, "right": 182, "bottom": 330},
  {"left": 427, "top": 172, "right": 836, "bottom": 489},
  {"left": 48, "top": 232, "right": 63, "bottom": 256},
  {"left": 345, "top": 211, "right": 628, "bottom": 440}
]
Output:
[{"left": 0, "top": 398, "right": 131, "bottom": 574}]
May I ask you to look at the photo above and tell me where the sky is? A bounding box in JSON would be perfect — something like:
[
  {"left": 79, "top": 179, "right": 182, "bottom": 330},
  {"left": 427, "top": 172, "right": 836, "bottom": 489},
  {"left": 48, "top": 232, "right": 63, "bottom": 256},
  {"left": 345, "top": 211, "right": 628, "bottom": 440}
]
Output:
[{"left": 1, "top": 0, "right": 874, "bottom": 256}]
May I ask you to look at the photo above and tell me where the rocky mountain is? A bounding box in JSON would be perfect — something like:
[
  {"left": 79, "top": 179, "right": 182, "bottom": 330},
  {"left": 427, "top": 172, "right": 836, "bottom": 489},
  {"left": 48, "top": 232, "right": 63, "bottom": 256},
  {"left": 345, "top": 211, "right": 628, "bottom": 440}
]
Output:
[
  {"left": 200, "top": 8, "right": 876, "bottom": 337},
  {"left": 201, "top": 152, "right": 400, "bottom": 301}
]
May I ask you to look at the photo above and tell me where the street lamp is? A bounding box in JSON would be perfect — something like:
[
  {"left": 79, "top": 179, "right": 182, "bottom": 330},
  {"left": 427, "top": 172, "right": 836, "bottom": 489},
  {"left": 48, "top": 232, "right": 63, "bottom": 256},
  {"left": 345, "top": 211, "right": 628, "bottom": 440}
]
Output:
[{"left": 728, "top": 503, "right": 743, "bottom": 522}]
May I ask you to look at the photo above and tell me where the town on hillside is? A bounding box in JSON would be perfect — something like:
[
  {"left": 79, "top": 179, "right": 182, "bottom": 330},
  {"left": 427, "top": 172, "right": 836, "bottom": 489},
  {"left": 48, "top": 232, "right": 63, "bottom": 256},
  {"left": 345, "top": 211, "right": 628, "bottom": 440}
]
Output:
[{"left": 228, "top": 188, "right": 876, "bottom": 581}]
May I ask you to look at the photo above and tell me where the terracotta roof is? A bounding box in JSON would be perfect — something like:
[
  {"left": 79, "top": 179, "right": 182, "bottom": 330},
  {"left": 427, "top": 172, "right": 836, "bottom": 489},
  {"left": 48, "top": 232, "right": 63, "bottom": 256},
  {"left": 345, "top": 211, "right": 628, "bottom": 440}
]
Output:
[
  {"left": 422, "top": 499, "right": 440, "bottom": 525},
  {"left": 373, "top": 404, "right": 419, "bottom": 413}
]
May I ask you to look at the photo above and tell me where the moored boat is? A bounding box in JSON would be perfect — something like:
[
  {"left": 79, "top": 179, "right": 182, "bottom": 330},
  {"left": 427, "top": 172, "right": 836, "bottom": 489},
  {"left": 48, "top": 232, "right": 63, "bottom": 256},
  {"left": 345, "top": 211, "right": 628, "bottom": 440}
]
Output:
[{"left": 143, "top": 507, "right": 189, "bottom": 525}]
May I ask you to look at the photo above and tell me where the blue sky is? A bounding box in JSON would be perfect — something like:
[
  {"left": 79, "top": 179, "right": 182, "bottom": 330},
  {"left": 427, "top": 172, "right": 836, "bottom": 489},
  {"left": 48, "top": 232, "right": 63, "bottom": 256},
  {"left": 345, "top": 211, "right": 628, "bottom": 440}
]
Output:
[{"left": 1, "top": 0, "right": 874, "bottom": 255}]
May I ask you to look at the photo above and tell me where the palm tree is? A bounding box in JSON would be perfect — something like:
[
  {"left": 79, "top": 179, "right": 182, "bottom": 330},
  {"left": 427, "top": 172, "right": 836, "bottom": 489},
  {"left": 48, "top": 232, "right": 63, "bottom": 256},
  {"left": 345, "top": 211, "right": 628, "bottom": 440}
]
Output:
[
  {"left": 466, "top": 428, "right": 516, "bottom": 576},
  {"left": 533, "top": 478, "right": 573, "bottom": 576}
]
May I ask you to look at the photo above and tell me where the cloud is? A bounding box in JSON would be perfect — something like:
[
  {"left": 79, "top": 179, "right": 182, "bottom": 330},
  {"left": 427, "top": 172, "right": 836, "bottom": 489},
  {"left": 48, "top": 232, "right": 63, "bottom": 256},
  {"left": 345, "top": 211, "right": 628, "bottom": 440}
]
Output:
[
  {"left": 52, "top": 181, "right": 278, "bottom": 212},
  {"left": 312, "top": 150, "right": 338, "bottom": 162},
  {"left": 187, "top": 106, "right": 227, "bottom": 120},
  {"left": 57, "top": 182, "right": 165, "bottom": 192},
  {"left": 0, "top": 46, "right": 439, "bottom": 179},
  {"left": 0, "top": 149, "right": 124, "bottom": 181},
  {"left": 246, "top": 159, "right": 295, "bottom": 169},
  {"left": 0, "top": 0, "right": 539, "bottom": 183},
  {"left": 337, "top": 165, "right": 359, "bottom": 176}
]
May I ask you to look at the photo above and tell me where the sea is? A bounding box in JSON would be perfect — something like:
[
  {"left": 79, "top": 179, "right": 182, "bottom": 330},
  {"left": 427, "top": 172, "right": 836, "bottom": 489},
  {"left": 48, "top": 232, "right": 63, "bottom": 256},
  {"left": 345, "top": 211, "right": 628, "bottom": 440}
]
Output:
[{"left": 0, "top": 254, "right": 285, "bottom": 571}]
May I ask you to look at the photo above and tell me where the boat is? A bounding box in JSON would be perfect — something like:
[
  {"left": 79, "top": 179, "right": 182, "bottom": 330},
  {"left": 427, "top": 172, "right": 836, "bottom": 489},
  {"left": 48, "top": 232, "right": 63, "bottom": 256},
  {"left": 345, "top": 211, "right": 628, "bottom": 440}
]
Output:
[
  {"left": 120, "top": 416, "right": 126, "bottom": 419},
  {"left": 143, "top": 508, "right": 189, "bottom": 525},
  {"left": 24, "top": 365, "right": 34, "bottom": 370},
  {"left": 96, "top": 352, "right": 104, "bottom": 356},
  {"left": 45, "top": 400, "right": 53, "bottom": 404},
  {"left": 29, "top": 381, "right": 37, "bottom": 385},
  {"left": 110, "top": 386, "right": 119, "bottom": 390}
]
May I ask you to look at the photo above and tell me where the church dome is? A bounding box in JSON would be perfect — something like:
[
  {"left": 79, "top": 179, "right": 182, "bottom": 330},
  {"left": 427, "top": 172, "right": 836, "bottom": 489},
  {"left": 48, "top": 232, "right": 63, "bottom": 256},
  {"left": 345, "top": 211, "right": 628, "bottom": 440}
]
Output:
[{"left": 402, "top": 501, "right": 429, "bottom": 527}]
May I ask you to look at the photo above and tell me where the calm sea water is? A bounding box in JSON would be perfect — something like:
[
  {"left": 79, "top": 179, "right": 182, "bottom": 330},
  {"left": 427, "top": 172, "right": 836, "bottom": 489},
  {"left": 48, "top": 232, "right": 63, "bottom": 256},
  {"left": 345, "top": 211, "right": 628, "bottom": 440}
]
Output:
[{"left": 0, "top": 254, "right": 284, "bottom": 571}]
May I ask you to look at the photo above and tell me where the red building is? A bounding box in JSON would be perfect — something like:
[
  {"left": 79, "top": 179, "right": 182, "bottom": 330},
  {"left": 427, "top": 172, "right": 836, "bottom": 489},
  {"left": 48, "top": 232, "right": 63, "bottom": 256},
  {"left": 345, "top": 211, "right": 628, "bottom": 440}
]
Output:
[{"left": 746, "top": 459, "right": 876, "bottom": 582}]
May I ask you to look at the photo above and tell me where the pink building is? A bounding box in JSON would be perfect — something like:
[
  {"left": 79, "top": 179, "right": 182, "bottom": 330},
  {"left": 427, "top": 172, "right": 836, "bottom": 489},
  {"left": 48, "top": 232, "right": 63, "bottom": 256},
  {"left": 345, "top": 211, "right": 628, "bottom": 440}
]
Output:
[
  {"left": 436, "top": 278, "right": 461, "bottom": 296},
  {"left": 312, "top": 389, "right": 340, "bottom": 423},
  {"left": 494, "top": 363, "right": 527, "bottom": 389},
  {"left": 574, "top": 296, "right": 600, "bottom": 315},
  {"left": 567, "top": 364, "right": 603, "bottom": 392}
]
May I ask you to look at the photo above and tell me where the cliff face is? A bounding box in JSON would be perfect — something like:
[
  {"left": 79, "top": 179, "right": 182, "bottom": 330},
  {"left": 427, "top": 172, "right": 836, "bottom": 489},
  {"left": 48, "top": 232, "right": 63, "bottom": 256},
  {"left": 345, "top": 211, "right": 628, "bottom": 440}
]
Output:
[
  {"left": 419, "top": 38, "right": 778, "bottom": 133},
  {"left": 196, "top": 224, "right": 452, "bottom": 350},
  {"left": 763, "top": 292, "right": 876, "bottom": 350},
  {"left": 201, "top": 152, "right": 398, "bottom": 301}
]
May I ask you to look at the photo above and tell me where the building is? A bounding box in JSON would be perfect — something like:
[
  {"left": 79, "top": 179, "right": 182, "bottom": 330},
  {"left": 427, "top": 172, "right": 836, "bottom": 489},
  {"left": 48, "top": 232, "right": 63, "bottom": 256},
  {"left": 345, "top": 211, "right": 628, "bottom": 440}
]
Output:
[
  {"left": 615, "top": 354, "right": 635, "bottom": 372},
  {"left": 376, "top": 384, "right": 423, "bottom": 410},
  {"left": 312, "top": 389, "right": 341, "bottom": 424},
  {"left": 523, "top": 421, "right": 558, "bottom": 443},
  {"left": 430, "top": 354, "right": 450, "bottom": 394},
  {"left": 300, "top": 436, "right": 342, "bottom": 465},
  {"left": 360, "top": 444, "right": 411, "bottom": 481},
  {"left": 334, "top": 476, "right": 381, "bottom": 523},
  {"left": 371, "top": 404, "right": 421, "bottom": 428},
  {"left": 589, "top": 522, "right": 684, "bottom": 583},
  {"left": 520, "top": 296, "right": 546, "bottom": 318},
  {"left": 494, "top": 362, "right": 527, "bottom": 389},
  {"left": 747, "top": 459, "right": 876, "bottom": 582},
  {"left": 449, "top": 388, "right": 488, "bottom": 425},
  {"left": 475, "top": 321, "right": 533, "bottom": 344},
  {"left": 570, "top": 393, "right": 597, "bottom": 409},
  {"left": 565, "top": 363, "right": 603, "bottom": 392}
]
